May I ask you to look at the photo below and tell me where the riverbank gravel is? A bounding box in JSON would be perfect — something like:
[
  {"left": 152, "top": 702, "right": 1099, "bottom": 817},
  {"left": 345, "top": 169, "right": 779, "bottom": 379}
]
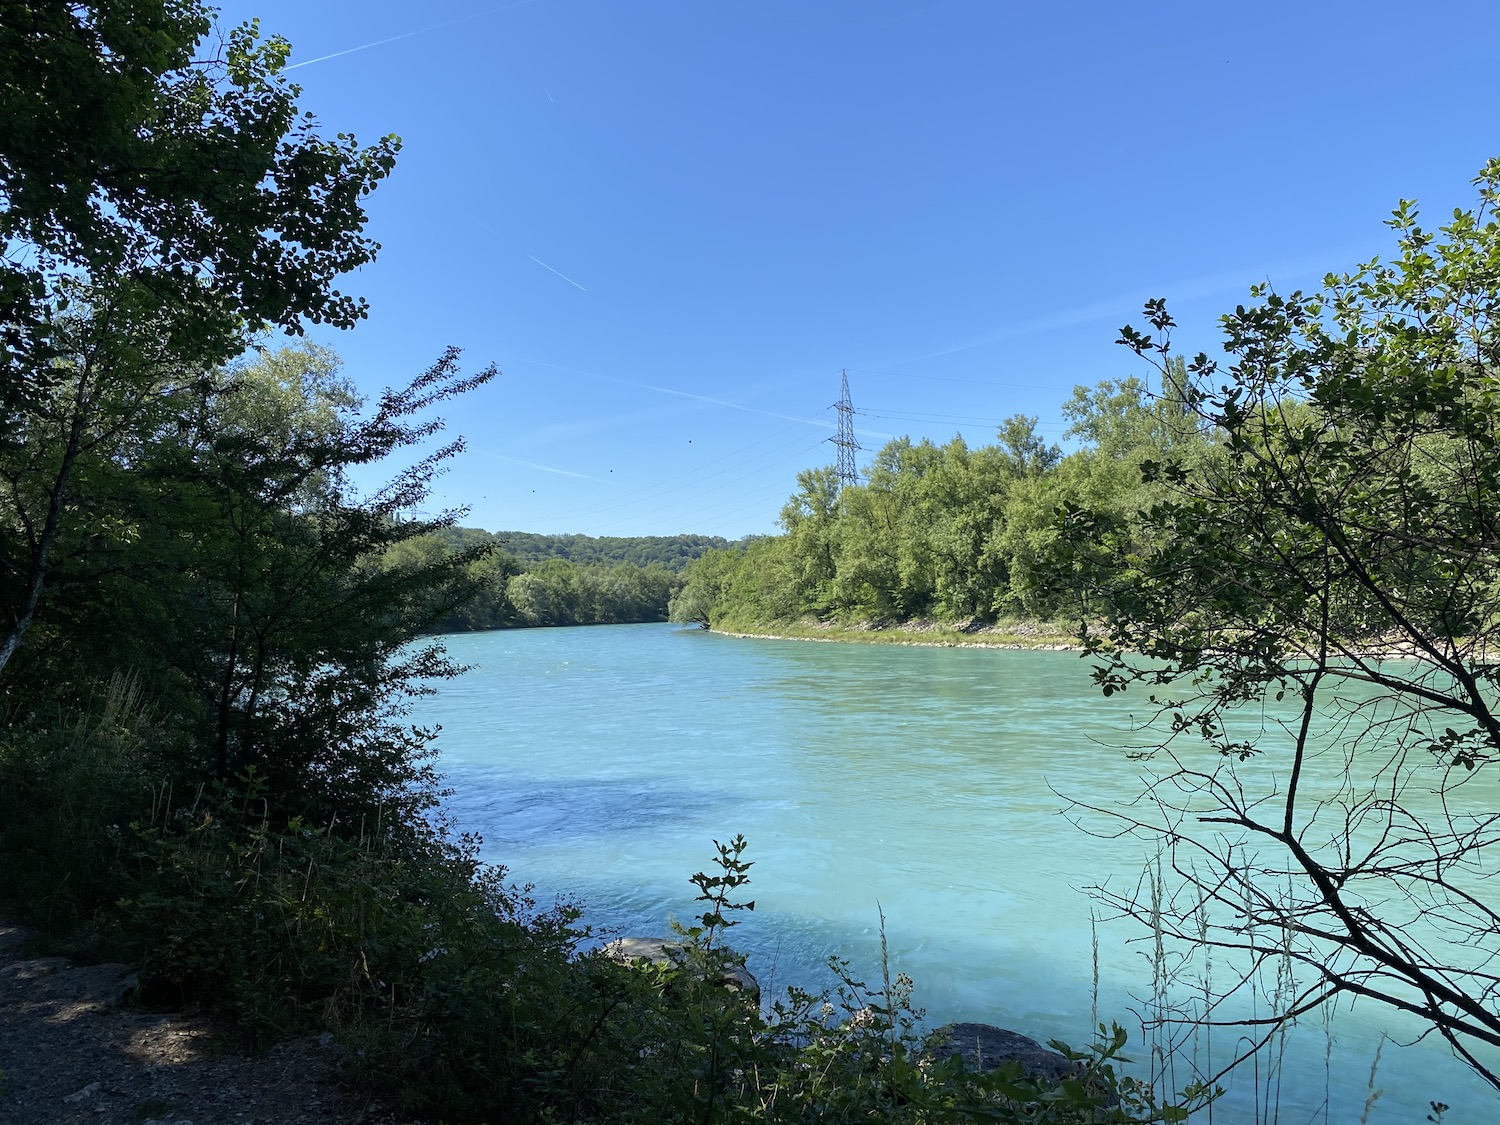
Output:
[{"left": 0, "top": 922, "right": 408, "bottom": 1125}]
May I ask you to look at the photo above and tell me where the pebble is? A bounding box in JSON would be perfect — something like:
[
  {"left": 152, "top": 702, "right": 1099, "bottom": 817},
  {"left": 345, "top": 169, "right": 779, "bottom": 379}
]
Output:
[{"left": 63, "top": 1081, "right": 101, "bottom": 1103}]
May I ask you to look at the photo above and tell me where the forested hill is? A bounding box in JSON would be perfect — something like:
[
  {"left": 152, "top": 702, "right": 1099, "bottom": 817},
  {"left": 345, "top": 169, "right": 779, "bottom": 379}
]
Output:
[
  {"left": 386, "top": 527, "right": 739, "bottom": 632},
  {"left": 446, "top": 529, "right": 737, "bottom": 571}
]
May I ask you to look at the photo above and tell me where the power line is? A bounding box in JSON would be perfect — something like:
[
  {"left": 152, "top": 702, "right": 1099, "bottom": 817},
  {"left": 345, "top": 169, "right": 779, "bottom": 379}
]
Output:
[
  {"left": 582, "top": 438, "right": 830, "bottom": 535},
  {"left": 848, "top": 366, "right": 1058, "bottom": 391},
  {"left": 858, "top": 406, "right": 1069, "bottom": 432},
  {"left": 536, "top": 414, "right": 833, "bottom": 528}
]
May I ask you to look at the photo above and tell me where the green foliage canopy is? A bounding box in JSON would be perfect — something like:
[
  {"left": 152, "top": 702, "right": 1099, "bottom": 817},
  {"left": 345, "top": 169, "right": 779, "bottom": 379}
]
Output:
[
  {"left": 676, "top": 404, "right": 1196, "bottom": 630},
  {"left": 7, "top": 343, "right": 496, "bottom": 821},
  {"left": 0, "top": 0, "right": 401, "bottom": 676},
  {"left": 1, "top": 1, "right": 399, "bottom": 370},
  {"left": 1063, "top": 160, "right": 1500, "bottom": 1091}
]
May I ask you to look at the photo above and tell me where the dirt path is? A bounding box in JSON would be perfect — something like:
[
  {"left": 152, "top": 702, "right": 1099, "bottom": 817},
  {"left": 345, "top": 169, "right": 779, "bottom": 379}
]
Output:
[{"left": 0, "top": 923, "right": 405, "bottom": 1125}]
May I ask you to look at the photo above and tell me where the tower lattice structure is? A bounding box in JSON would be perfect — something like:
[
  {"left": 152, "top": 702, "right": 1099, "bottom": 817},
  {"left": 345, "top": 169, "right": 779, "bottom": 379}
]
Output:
[{"left": 831, "top": 369, "right": 861, "bottom": 490}]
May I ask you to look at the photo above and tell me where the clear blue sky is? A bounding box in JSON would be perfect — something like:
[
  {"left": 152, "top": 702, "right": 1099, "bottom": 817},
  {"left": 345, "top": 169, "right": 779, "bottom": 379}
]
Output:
[{"left": 215, "top": 0, "right": 1500, "bottom": 539}]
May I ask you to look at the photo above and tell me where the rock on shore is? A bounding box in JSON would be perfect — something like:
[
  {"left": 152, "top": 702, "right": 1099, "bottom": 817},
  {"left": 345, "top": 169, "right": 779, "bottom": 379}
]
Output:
[{"left": 926, "top": 1021, "right": 1075, "bottom": 1083}]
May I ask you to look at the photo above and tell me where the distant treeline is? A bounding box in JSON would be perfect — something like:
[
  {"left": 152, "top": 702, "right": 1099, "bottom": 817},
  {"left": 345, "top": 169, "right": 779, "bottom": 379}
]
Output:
[
  {"left": 490, "top": 531, "right": 734, "bottom": 570},
  {"left": 386, "top": 528, "right": 738, "bottom": 632},
  {"left": 669, "top": 362, "right": 1203, "bottom": 631}
]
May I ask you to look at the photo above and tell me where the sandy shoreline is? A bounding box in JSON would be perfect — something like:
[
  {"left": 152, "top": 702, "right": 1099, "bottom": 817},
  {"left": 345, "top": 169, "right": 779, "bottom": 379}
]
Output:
[{"left": 707, "top": 620, "right": 1084, "bottom": 651}]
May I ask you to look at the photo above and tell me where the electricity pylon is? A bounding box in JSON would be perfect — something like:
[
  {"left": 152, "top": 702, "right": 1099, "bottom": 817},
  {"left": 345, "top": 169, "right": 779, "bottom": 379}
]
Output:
[{"left": 830, "top": 369, "right": 861, "bottom": 490}]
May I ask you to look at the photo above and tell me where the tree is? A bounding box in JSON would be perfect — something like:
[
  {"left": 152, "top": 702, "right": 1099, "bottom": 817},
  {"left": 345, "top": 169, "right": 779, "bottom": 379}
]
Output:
[
  {"left": 508, "top": 559, "right": 584, "bottom": 626},
  {"left": 10, "top": 344, "right": 497, "bottom": 820},
  {"left": 0, "top": 0, "right": 399, "bottom": 675},
  {"left": 1062, "top": 159, "right": 1500, "bottom": 1090},
  {"left": 670, "top": 548, "right": 747, "bottom": 628},
  {"left": 778, "top": 465, "right": 841, "bottom": 612},
  {"left": 1, "top": 2, "right": 398, "bottom": 353},
  {"left": 395, "top": 538, "right": 524, "bottom": 633},
  {"left": 995, "top": 413, "right": 1061, "bottom": 479},
  {"left": 0, "top": 283, "right": 206, "bottom": 672},
  {"left": 173, "top": 347, "right": 495, "bottom": 796}
]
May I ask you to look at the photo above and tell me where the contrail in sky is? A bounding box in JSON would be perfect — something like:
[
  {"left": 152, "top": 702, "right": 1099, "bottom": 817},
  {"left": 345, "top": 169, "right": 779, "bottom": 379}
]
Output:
[
  {"left": 513, "top": 356, "right": 838, "bottom": 430},
  {"left": 285, "top": 1, "right": 537, "bottom": 71},
  {"left": 473, "top": 226, "right": 589, "bottom": 293},
  {"left": 525, "top": 253, "right": 588, "bottom": 291},
  {"left": 903, "top": 248, "right": 1363, "bottom": 364},
  {"left": 478, "top": 452, "right": 601, "bottom": 480}
]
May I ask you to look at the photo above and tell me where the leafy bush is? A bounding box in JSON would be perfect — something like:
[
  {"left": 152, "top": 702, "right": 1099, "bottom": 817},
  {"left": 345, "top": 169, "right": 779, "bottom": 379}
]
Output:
[{"left": 0, "top": 675, "right": 160, "bottom": 936}]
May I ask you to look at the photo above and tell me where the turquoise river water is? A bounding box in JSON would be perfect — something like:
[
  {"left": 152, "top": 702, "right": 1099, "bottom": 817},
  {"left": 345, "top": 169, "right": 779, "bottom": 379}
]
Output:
[{"left": 410, "top": 623, "right": 1497, "bottom": 1124}]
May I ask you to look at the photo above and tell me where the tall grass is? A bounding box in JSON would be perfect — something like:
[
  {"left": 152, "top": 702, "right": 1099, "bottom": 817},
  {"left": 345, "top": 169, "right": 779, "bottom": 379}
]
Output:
[{"left": 0, "top": 673, "right": 157, "bottom": 939}]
